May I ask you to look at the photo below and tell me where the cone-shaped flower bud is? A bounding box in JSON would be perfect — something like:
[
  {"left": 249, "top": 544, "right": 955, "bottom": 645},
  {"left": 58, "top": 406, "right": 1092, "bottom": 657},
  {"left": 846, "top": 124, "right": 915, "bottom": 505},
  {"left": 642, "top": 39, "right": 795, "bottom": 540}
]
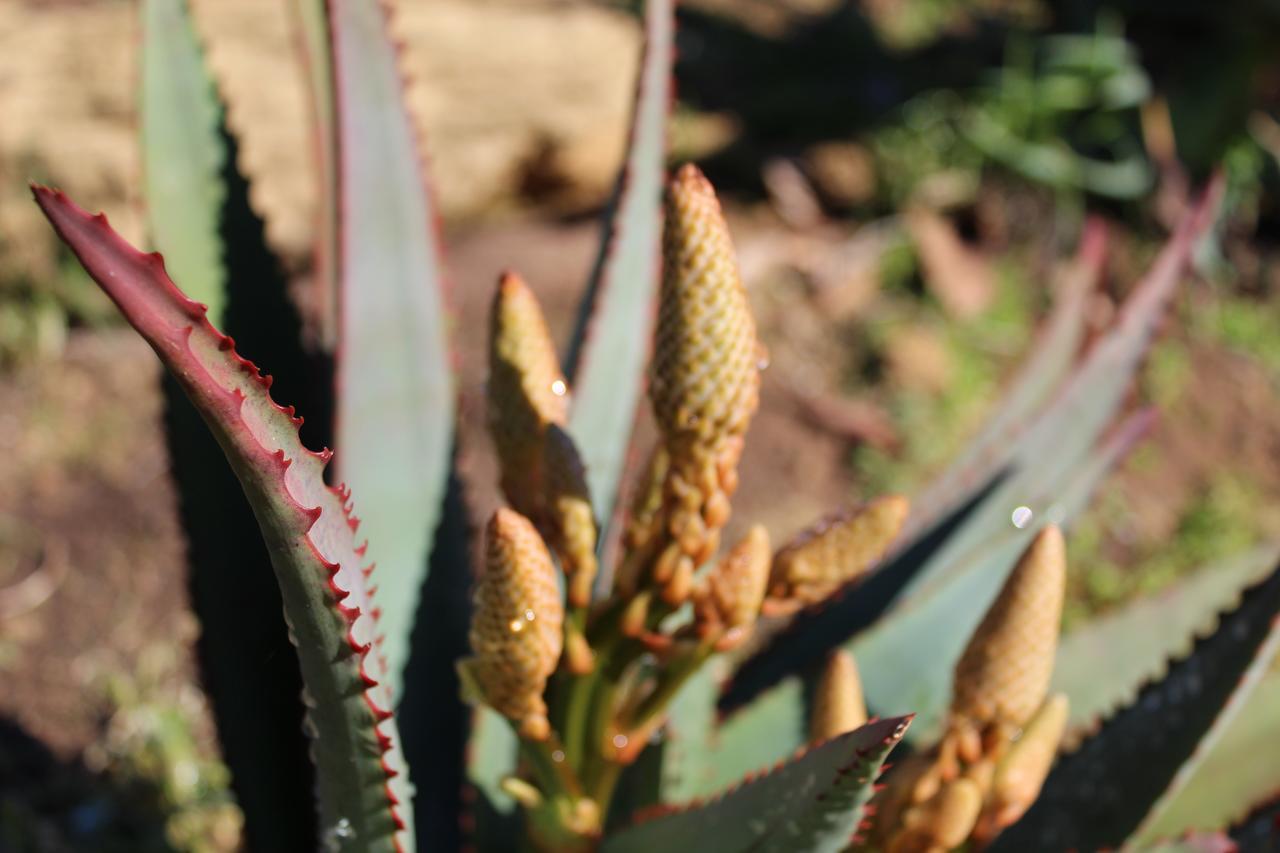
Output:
[
  {"left": 649, "top": 164, "right": 760, "bottom": 563},
  {"left": 487, "top": 271, "right": 570, "bottom": 521},
  {"left": 766, "top": 496, "right": 909, "bottom": 608},
  {"left": 809, "top": 649, "right": 868, "bottom": 742},
  {"left": 886, "top": 778, "right": 984, "bottom": 853},
  {"left": 466, "top": 509, "right": 564, "bottom": 740},
  {"left": 976, "top": 693, "right": 1068, "bottom": 842},
  {"left": 693, "top": 525, "right": 771, "bottom": 650},
  {"left": 952, "top": 526, "right": 1065, "bottom": 729},
  {"left": 542, "top": 425, "right": 598, "bottom": 608}
]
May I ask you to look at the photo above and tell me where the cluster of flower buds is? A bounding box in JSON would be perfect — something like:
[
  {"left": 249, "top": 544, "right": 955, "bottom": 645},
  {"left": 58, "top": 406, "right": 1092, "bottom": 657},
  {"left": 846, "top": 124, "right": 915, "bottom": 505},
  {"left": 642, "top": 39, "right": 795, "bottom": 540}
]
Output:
[
  {"left": 643, "top": 164, "right": 762, "bottom": 606},
  {"left": 874, "top": 526, "right": 1068, "bottom": 852},
  {"left": 459, "top": 509, "right": 565, "bottom": 741},
  {"left": 487, "top": 272, "right": 598, "bottom": 611}
]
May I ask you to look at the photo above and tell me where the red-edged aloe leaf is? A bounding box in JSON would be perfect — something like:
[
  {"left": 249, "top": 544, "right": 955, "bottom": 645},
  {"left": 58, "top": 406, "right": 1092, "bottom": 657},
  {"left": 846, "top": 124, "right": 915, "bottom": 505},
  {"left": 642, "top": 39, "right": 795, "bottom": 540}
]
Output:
[
  {"left": 290, "top": 0, "right": 340, "bottom": 348},
  {"left": 1144, "top": 669, "right": 1280, "bottom": 841},
  {"left": 33, "top": 187, "right": 413, "bottom": 852},
  {"left": 141, "top": 1, "right": 325, "bottom": 847},
  {"left": 1054, "top": 544, "right": 1280, "bottom": 729},
  {"left": 602, "top": 716, "right": 911, "bottom": 853},
  {"left": 721, "top": 177, "right": 1219, "bottom": 716},
  {"left": 565, "top": 0, "right": 673, "bottom": 591},
  {"left": 902, "top": 216, "right": 1106, "bottom": 542},
  {"left": 901, "top": 178, "right": 1218, "bottom": 597},
  {"left": 328, "top": 0, "right": 454, "bottom": 690},
  {"left": 991, "top": 557, "right": 1280, "bottom": 851}
]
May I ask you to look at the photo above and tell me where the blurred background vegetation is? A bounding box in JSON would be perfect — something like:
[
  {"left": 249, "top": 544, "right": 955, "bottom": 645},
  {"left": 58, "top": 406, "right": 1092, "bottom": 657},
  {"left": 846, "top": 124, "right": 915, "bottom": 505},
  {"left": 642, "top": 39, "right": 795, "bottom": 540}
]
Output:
[{"left": 4, "top": 0, "right": 1280, "bottom": 848}]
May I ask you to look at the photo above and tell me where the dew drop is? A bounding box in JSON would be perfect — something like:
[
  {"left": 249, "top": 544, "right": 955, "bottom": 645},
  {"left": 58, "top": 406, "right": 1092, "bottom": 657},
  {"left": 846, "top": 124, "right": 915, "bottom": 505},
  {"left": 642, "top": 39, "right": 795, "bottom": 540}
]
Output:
[
  {"left": 551, "top": 379, "right": 567, "bottom": 397},
  {"left": 325, "top": 818, "right": 355, "bottom": 845},
  {"left": 1011, "top": 506, "right": 1034, "bottom": 529},
  {"left": 509, "top": 619, "right": 525, "bottom": 633},
  {"left": 612, "top": 734, "right": 629, "bottom": 749},
  {"left": 524, "top": 609, "right": 536, "bottom": 622},
  {"left": 552, "top": 750, "right": 565, "bottom": 763}
]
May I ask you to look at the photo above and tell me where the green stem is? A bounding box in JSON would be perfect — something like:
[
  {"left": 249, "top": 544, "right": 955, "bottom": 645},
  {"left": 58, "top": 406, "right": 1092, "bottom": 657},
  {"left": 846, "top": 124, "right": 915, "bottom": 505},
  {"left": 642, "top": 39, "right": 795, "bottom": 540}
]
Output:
[
  {"left": 520, "top": 733, "right": 581, "bottom": 799},
  {"left": 621, "top": 640, "right": 715, "bottom": 734}
]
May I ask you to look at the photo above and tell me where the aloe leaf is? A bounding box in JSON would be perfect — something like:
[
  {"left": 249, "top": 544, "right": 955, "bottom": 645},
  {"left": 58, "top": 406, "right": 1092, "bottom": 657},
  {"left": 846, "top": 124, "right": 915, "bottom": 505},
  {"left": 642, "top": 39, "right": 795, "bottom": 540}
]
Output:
[
  {"left": 142, "top": 1, "right": 323, "bottom": 846},
  {"left": 722, "top": 178, "right": 1219, "bottom": 715},
  {"left": 464, "top": 708, "right": 521, "bottom": 848},
  {"left": 1144, "top": 670, "right": 1280, "bottom": 840},
  {"left": 33, "top": 187, "right": 413, "bottom": 852},
  {"left": 1054, "top": 543, "right": 1280, "bottom": 728},
  {"left": 704, "top": 675, "right": 808, "bottom": 798},
  {"left": 901, "top": 178, "right": 1218, "bottom": 597},
  {"left": 289, "top": 0, "right": 340, "bottom": 347},
  {"left": 602, "top": 716, "right": 911, "bottom": 853},
  {"left": 657, "top": 657, "right": 725, "bottom": 801},
  {"left": 140, "top": 0, "right": 224, "bottom": 316},
  {"left": 903, "top": 217, "right": 1106, "bottom": 541},
  {"left": 853, "top": 407, "right": 1153, "bottom": 742},
  {"left": 565, "top": 0, "right": 673, "bottom": 586},
  {"left": 327, "top": 0, "right": 454, "bottom": 691},
  {"left": 991, "top": 558, "right": 1280, "bottom": 851}
]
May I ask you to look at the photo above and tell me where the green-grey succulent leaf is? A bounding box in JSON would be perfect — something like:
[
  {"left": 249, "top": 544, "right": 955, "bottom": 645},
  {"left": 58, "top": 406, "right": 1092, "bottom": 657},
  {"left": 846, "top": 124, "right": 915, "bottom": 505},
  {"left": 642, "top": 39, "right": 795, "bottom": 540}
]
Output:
[
  {"left": 1133, "top": 669, "right": 1280, "bottom": 841},
  {"left": 904, "top": 217, "right": 1105, "bottom": 542},
  {"left": 325, "top": 0, "right": 454, "bottom": 692},
  {"left": 290, "top": 0, "right": 340, "bottom": 348},
  {"left": 141, "top": 0, "right": 225, "bottom": 316},
  {"left": 1054, "top": 544, "right": 1280, "bottom": 728},
  {"left": 991, "top": 558, "right": 1280, "bottom": 851},
  {"left": 659, "top": 658, "right": 730, "bottom": 801},
  {"left": 33, "top": 187, "right": 412, "bottom": 852},
  {"left": 701, "top": 676, "right": 808, "bottom": 798},
  {"left": 565, "top": 0, "right": 673, "bottom": 589},
  {"left": 466, "top": 708, "right": 521, "bottom": 848},
  {"left": 603, "top": 716, "right": 911, "bottom": 853}
]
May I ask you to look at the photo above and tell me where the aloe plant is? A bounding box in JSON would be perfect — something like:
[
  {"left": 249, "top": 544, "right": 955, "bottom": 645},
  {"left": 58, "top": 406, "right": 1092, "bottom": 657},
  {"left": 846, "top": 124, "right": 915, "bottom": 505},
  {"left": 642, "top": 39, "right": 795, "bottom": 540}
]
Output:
[{"left": 25, "top": 0, "right": 1280, "bottom": 850}]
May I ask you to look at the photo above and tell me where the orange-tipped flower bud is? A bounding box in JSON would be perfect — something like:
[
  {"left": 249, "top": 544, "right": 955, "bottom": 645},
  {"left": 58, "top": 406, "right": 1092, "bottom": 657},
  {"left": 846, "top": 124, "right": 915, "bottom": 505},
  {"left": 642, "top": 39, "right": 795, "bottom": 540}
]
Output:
[
  {"left": 887, "top": 778, "right": 984, "bottom": 853},
  {"left": 952, "top": 526, "right": 1066, "bottom": 729},
  {"left": 488, "top": 275, "right": 599, "bottom": 600},
  {"left": 466, "top": 509, "right": 564, "bottom": 740},
  {"left": 693, "top": 525, "right": 771, "bottom": 650},
  {"left": 487, "top": 271, "right": 570, "bottom": 521},
  {"left": 976, "top": 693, "right": 1069, "bottom": 841},
  {"left": 767, "top": 496, "right": 909, "bottom": 608},
  {"left": 809, "top": 649, "right": 868, "bottom": 742},
  {"left": 649, "top": 165, "right": 760, "bottom": 562}
]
